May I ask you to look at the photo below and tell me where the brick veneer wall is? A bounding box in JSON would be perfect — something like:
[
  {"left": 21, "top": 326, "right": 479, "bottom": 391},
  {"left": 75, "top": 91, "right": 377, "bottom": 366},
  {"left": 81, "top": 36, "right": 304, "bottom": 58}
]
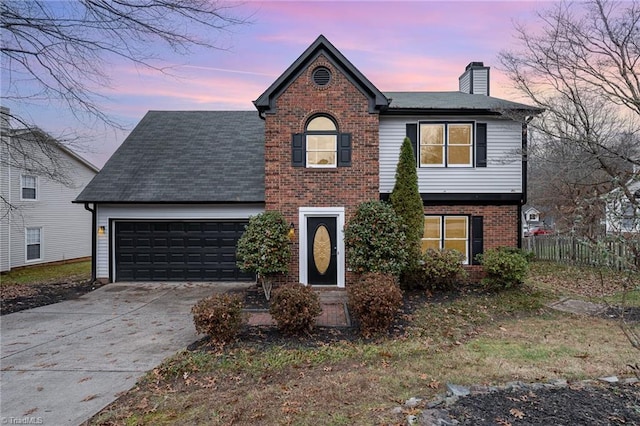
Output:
[
  {"left": 264, "top": 55, "right": 380, "bottom": 283},
  {"left": 423, "top": 204, "right": 520, "bottom": 282}
]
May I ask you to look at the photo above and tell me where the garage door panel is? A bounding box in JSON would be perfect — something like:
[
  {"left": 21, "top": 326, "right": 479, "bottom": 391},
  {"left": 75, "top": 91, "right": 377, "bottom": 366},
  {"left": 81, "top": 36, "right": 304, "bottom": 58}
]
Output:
[{"left": 115, "top": 221, "right": 253, "bottom": 282}]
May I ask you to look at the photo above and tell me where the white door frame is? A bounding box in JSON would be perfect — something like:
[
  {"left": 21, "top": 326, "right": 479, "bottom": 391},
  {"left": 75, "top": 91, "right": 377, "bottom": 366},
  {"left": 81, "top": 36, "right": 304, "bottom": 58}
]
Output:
[{"left": 298, "top": 207, "right": 345, "bottom": 288}]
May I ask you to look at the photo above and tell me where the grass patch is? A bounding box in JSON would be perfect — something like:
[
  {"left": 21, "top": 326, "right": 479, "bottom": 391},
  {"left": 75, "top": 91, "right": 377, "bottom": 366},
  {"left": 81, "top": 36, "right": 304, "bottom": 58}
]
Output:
[
  {"left": 1, "top": 260, "right": 90, "bottom": 286},
  {"left": 527, "top": 260, "right": 637, "bottom": 300}
]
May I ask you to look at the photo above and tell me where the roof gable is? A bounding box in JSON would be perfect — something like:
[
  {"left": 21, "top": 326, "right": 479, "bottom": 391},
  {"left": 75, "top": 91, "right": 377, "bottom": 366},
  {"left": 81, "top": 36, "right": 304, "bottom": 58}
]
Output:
[
  {"left": 254, "top": 35, "right": 388, "bottom": 114},
  {"left": 11, "top": 128, "right": 100, "bottom": 174}
]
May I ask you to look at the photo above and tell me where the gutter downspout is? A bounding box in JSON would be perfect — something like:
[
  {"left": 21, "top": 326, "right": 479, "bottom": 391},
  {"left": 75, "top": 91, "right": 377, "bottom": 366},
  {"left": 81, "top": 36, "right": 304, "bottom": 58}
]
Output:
[{"left": 83, "top": 203, "right": 96, "bottom": 282}]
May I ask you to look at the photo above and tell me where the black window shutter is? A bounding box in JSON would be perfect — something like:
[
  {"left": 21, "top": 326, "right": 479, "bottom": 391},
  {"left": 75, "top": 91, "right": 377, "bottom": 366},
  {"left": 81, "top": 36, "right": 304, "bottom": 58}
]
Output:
[
  {"left": 406, "top": 123, "right": 418, "bottom": 164},
  {"left": 471, "top": 216, "right": 484, "bottom": 265},
  {"left": 338, "top": 133, "right": 352, "bottom": 167},
  {"left": 292, "top": 133, "right": 305, "bottom": 167},
  {"left": 476, "top": 123, "right": 487, "bottom": 167}
]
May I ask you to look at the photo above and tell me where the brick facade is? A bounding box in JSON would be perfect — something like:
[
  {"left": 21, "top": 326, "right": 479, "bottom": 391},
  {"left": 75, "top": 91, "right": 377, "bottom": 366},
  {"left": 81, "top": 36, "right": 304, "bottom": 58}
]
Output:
[
  {"left": 423, "top": 204, "right": 519, "bottom": 281},
  {"left": 264, "top": 55, "right": 380, "bottom": 283}
]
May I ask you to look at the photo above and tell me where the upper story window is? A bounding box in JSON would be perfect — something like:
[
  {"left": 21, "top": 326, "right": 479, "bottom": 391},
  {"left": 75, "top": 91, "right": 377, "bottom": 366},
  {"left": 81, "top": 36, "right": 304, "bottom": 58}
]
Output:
[
  {"left": 420, "top": 122, "right": 473, "bottom": 167},
  {"left": 21, "top": 175, "right": 37, "bottom": 200},
  {"left": 292, "top": 115, "right": 351, "bottom": 168},
  {"left": 306, "top": 116, "right": 337, "bottom": 168},
  {"left": 526, "top": 212, "right": 539, "bottom": 222}
]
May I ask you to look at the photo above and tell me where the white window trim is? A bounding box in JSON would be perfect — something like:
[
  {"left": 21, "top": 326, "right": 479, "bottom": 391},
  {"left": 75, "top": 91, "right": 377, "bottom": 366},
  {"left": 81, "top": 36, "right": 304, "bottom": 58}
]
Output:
[
  {"left": 20, "top": 174, "right": 38, "bottom": 201},
  {"left": 419, "top": 122, "right": 474, "bottom": 168},
  {"left": 25, "top": 226, "right": 42, "bottom": 262},
  {"left": 298, "top": 207, "right": 345, "bottom": 288}
]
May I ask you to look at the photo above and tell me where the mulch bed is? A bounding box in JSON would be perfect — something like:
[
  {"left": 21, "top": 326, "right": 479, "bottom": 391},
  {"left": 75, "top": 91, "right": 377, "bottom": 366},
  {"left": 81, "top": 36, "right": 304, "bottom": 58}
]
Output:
[
  {"left": 3, "top": 280, "right": 639, "bottom": 424},
  {"left": 0, "top": 279, "right": 103, "bottom": 315},
  {"left": 446, "top": 381, "right": 640, "bottom": 425}
]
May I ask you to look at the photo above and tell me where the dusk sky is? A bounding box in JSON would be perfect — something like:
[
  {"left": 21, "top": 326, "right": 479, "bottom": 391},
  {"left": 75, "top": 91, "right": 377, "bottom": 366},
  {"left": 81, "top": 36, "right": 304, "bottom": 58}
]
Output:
[{"left": 6, "top": 1, "right": 546, "bottom": 167}]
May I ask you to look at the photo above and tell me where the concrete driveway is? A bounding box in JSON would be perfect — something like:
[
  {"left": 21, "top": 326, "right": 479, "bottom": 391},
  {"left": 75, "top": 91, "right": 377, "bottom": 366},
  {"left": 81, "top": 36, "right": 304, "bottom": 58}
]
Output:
[{"left": 1, "top": 281, "right": 252, "bottom": 425}]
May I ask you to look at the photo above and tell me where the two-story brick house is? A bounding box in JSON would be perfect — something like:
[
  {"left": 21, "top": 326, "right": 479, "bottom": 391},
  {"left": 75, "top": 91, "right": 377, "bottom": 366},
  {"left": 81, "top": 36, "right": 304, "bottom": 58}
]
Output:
[{"left": 75, "top": 35, "right": 541, "bottom": 285}]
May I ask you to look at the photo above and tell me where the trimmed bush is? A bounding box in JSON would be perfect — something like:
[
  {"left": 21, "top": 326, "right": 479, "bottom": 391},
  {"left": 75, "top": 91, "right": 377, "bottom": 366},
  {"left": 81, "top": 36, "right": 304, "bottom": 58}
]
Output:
[
  {"left": 478, "top": 246, "right": 529, "bottom": 289},
  {"left": 344, "top": 201, "right": 409, "bottom": 276},
  {"left": 420, "top": 249, "right": 468, "bottom": 291},
  {"left": 236, "top": 211, "right": 291, "bottom": 300},
  {"left": 269, "top": 283, "right": 322, "bottom": 335},
  {"left": 347, "top": 272, "right": 403, "bottom": 336},
  {"left": 191, "top": 293, "right": 244, "bottom": 343}
]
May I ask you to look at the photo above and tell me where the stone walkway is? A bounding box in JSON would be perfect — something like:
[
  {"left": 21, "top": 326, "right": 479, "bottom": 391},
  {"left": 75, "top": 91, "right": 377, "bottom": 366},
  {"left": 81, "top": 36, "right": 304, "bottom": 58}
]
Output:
[{"left": 246, "top": 290, "right": 350, "bottom": 327}]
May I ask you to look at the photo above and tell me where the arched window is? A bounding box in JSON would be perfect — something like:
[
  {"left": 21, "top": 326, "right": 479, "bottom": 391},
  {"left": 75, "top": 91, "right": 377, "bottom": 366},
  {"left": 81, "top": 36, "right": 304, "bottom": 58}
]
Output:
[
  {"left": 291, "top": 114, "right": 351, "bottom": 168},
  {"left": 305, "top": 115, "right": 338, "bottom": 168}
]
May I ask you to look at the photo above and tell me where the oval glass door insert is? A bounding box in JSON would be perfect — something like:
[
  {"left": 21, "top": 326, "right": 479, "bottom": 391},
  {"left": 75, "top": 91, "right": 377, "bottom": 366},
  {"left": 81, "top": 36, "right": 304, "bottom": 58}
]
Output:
[{"left": 313, "top": 225, "right": 331, "bottom": 275}]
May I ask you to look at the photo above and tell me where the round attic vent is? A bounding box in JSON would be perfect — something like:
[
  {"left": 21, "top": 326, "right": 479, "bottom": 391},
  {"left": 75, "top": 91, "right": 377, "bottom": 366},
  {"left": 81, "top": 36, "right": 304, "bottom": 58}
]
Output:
[{"left": 312, "top": 66, "right": 332, "bottom": 86}]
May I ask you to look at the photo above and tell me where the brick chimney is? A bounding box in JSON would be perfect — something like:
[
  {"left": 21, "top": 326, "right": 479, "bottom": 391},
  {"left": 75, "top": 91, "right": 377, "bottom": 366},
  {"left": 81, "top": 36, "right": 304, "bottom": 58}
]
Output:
[{"left": 459, "top": 62, "right": 490, "bottom": 96}]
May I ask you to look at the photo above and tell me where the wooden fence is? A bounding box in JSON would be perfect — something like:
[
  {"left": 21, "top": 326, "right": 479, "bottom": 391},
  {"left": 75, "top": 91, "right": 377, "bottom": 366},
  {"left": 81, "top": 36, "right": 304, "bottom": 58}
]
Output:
[{"left": 524, "top": 235, "right": 640, "bottom": 271}]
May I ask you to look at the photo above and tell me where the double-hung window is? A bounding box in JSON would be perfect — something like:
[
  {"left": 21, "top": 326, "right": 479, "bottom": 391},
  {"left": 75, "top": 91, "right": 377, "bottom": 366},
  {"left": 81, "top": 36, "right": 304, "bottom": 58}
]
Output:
[
  {"left": 26, "top": 227, "right": 42, "bottom": 261},
  {"left": 21, "top": 175, "right": 37, "bottom": 200},
  {"left": 422, "top": 216, "right": 469, "bottom": 263},
  {"left": 420, "top": 122, "right": 473, "bottom": 167},
  {"left": 306, "top": 116, "right": 337, "bottom": 168}
]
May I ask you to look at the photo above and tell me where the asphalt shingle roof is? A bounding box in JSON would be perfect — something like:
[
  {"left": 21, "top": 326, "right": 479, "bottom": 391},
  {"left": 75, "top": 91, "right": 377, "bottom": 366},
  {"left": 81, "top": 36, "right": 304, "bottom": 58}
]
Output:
[
  {"left": 384, "top": 91, "right": 542, "bottom": 112},
  {"left": 75, "top": 111, "right": 264, "bottom": 203}
]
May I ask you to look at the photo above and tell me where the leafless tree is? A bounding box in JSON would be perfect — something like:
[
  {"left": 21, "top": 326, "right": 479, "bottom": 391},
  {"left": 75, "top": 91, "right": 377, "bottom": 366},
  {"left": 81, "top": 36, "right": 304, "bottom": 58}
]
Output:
[
  {"left": 0, "top": 0, "right": 248, "bottom": 214},
  {"left": 501, "top": 0, "right": 639, "bottom": 351}
]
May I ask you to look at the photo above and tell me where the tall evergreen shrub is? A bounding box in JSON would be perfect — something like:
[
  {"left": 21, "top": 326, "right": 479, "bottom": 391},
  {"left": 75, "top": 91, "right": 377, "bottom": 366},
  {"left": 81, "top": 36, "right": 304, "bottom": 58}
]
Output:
[{"left": 390, "top": 137, "right": 424, "bottom": 269}]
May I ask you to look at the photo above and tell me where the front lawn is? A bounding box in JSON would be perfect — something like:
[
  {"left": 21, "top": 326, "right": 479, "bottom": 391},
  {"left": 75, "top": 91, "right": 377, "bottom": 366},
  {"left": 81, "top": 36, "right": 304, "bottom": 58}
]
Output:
[
  {"left": 1, "top": 260, "right": 91, "bottom": 286},
  {"left": 88, "top": 261, "right": 639, "bottom": 425}
]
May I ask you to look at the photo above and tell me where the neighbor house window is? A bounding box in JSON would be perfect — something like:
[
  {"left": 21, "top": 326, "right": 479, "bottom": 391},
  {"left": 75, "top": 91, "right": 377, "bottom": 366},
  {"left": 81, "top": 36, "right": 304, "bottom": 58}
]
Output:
[
  {"left": 26, "top": 227, "right": 42, "bottom": 261},
  {"left": 527, "top": 212, "right": 539, "bottom": 222},
  {"left": 306, "top": 115, "right": 337, "bottom": 168},
  {"left": 21, "top": 175, "right": 37, "bottom": 200},
  {"left": 420, "top": 122, "right": 473, "bottom": 167},
  {"left": 621, "top": 203, "right": 639, "bottom": 232},
  {"left": 422, "top": 216, "right": 469, "bottom": 263}
]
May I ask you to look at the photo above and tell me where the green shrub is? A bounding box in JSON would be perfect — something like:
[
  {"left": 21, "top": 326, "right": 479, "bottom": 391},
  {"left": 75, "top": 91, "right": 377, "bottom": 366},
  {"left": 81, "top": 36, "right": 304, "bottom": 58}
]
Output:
[
  {"left": 344, "top": 201, "right": 409, "bottom": 276},
  {"left": 269, "top": 283, "right": 322, "bottom": 335},
  {"left": 478, "top": 247, "right": 529, "bottom": 289},
  {"left": 390, "top": 137, "right": 424, "bottom": 267},
  {"left": 236, "top": 211, "right": 291, "bottom": 300},
  {"left": 347, "top": 272, "right": 403, "bottom": 336},
  {"left": 421, "top": 249, "right": 468, "bottom": 291},
  {"left": 191, "top": 294, "right": 244, "bottom": 343}
]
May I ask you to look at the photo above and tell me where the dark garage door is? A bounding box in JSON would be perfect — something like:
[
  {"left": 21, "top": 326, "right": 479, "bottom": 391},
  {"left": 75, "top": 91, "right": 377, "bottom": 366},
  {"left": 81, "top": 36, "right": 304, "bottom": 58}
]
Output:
[{"left": 115, "top": 221, "right": 254, "bottom": 282}]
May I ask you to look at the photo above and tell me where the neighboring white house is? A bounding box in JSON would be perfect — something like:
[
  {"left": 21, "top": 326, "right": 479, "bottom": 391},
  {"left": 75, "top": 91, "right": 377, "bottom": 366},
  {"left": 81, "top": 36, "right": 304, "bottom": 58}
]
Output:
[
  {"left": 0, "top": 108, "right": 99, "bottom": 272},
  {"left": 605, "top": 177, "right": 640, "bottom": 235}
]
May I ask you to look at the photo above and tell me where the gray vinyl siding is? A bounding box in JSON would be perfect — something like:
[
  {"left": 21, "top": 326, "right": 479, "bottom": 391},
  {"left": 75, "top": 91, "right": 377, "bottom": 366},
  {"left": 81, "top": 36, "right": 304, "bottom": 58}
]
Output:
[
  {"left": 0, "top": 139, "right": 10, "bottom": 272},
  {"left": 379, "top": 115, "right": 523, "bottom": 194},
  {"left": 459, "top": 76, "right": 471, "bottom": 94},
  {"left": 472, "top": 69, "right": 489, "bottom": 95},
  {"left": 95, "top": 204, "right": 265, "bottom": 280},
  {"left": 6, "top": 144, "right": 96, "bottom": 269}
]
